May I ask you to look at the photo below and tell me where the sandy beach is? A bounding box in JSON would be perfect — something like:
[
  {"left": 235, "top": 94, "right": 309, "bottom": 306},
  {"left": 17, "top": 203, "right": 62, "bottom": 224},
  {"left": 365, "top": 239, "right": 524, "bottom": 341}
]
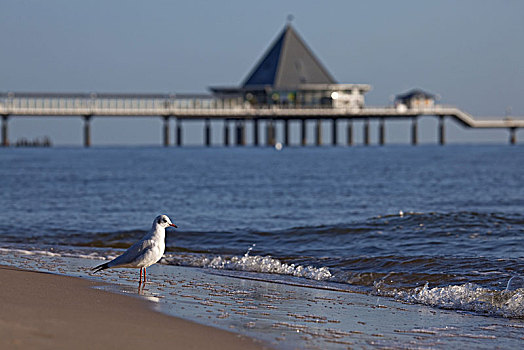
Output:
[{"left": 0, "top": 265, "right": 268, "bottom": 350}]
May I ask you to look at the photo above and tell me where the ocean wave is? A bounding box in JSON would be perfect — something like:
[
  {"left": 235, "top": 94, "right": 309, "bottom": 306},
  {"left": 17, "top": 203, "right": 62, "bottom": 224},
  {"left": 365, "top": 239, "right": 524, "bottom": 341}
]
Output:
[
  {"left": 375, "top": 282, "right": 524, "bottom": 318},
  {"left": 163, "top": 253, "right": 333, "bottom": 281},
  {"left": 4, "top": 211, "right": 522, "bottom": 264}
]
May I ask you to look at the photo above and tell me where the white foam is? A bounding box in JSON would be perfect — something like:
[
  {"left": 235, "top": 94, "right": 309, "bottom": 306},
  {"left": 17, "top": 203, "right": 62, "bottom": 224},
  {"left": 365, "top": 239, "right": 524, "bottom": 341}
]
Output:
[
  {"left": 379, "top": 282, "right": 524, "bottom": 318},
  {"left": 0, "top": 247, "right": 112, "bottom": 261},
  {"left": 172, "top": 254, "right": 332, "bottom": 281}
]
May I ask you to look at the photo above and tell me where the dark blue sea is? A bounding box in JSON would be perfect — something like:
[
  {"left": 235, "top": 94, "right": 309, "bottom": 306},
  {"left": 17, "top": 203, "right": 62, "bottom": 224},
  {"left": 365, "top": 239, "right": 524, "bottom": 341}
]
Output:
[{"left": 1, "top": 145, "right": 524, "bottom": 348}]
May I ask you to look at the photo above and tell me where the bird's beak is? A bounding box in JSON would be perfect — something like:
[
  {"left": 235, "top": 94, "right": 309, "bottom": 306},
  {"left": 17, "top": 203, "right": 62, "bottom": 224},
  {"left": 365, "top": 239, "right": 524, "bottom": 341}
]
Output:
[{"left": 170, "top": 223, "right": 178, "bottom": 228}]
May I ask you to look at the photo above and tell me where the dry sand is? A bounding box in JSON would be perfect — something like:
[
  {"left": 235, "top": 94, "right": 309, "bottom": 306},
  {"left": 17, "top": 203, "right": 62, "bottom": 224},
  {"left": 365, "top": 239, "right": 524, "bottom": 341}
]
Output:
[{"left": 0, "top": 265, "right": 269, "bottom": 350}]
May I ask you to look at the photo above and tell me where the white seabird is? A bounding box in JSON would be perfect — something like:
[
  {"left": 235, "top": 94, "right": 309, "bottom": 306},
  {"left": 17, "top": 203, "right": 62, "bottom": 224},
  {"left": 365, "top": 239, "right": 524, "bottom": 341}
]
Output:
[{"left": 92, "top": 214, "right": 177, "bottom": 284}]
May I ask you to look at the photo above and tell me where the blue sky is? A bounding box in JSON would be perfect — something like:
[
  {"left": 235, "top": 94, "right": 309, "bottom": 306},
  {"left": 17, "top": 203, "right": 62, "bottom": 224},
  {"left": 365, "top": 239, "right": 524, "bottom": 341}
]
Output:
[{"left": 1, "top": 0, "right": 523, "bottom": 145}]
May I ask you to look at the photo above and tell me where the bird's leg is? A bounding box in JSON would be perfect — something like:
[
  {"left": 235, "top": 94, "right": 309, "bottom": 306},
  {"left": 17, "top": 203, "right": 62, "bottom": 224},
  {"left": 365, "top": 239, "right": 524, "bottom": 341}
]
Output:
[
  {"left": 139, "top": 267, "right": 143, "bottom": 285},
  {"left": 144, "top": 268, "right": 147, "bottom": 283}
]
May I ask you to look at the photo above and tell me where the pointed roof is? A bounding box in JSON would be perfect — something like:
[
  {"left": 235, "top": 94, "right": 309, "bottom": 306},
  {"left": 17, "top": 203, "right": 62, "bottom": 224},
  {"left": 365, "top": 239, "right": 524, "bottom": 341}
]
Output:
[{"left": 242, "top": 25, "right": 336, "bottom": 89}]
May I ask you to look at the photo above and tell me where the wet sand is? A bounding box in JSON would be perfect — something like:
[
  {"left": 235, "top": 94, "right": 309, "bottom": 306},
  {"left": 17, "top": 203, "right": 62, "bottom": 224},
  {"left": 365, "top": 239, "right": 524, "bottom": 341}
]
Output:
[{"left": 0, "top": 265, "right": 268, "bottom": 350}]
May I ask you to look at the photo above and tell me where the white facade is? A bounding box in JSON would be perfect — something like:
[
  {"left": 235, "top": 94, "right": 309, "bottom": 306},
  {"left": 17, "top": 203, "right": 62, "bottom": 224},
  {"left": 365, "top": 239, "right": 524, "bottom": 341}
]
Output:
[{"left": 331, "top": 88, "right": 365, "bottom": 109}]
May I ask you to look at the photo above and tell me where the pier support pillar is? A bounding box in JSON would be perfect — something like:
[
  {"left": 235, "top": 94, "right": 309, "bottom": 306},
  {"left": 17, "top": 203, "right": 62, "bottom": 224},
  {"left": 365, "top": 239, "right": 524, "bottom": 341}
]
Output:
[
  {"left": 439, "top": 116, "right": 445, "bottom": 145},
  {"left": 163, "top": 116, "right": 170, "bottom": 147},
  {"left": 509, "top": 127, "right": 517, "bottom": 145},
  {"left": 379, "top": 118, "right": 385, "bottom": 146},
  {"left": 223, "top": 120, "right": 229, "bottom": 146},
  {"left": 284, "top": 119, "right": 290, "bottom": 146},
  {"left": 235, "top": 121, "right": 240, "bottom": 146},
  {"left": 241, "top": 120, "right": 247, "bottom": 146},
  {"left": 266, "top": 120, "right": 276, "bottom": 146},
  {"left": 301, "top": 119, "right": 307, "bottom": 146},
  {"left": 253, "top": 118, "right": 259, "bottom": 146},
  {"left": 83, "top": 115, "right": 92, "bottom": 148},
  {"left": 332, "top": 118, "right": 338, "bottom": 146},
  {"left": 235, "top": 120, "right": 245, "bottom": 146},
  {"left": 205, "top": 118, "right": 211, "bottom": 147},
  {"left": 411, "top": 117, "right": 418, "bottom": 145},
  {"left": 1, "top": 115, "right": 8, "bottom": 147},
  {"left": 315, "top": 119, "right": 322, "bottom": 146},
  {"left": 364, "top": 119, "right": 370, "bottom": 146},
  {"left": 176, "top": 118, "right": 182, "bottom": 146},
  {"left": 347, "top": 120, "right": 353, "bottom": 146}
]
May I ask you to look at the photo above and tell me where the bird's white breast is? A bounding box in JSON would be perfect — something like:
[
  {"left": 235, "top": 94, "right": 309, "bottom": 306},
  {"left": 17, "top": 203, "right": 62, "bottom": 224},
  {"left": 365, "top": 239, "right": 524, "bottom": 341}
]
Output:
[{"left": 137, "top": 238, "right": 165, "bottom": 268}]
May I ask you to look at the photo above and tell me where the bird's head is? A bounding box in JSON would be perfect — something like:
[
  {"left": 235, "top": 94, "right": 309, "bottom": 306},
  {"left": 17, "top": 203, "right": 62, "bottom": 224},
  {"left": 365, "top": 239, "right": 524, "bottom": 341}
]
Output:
[{"left": 154, "top": 214, "right": 178, "bottom": 229}]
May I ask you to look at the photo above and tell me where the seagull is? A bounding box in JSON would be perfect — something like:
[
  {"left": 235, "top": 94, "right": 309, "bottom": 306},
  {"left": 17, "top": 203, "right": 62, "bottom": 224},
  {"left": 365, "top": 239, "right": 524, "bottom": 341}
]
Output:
[{"left": 92, "top": 214, "right": 177, "bottom": 284}]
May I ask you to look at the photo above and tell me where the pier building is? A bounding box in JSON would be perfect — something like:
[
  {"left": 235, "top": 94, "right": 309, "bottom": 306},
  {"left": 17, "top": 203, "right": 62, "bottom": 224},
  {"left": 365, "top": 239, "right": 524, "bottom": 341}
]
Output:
[{"left": 210, "top": 24, "right": 370, "bottom": 110}]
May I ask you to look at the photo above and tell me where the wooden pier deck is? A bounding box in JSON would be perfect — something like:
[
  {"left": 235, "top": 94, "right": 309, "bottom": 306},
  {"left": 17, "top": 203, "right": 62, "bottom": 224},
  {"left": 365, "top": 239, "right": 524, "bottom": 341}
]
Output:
[{"left": 1, "top": 93, "right": 522, "bottom": 146}]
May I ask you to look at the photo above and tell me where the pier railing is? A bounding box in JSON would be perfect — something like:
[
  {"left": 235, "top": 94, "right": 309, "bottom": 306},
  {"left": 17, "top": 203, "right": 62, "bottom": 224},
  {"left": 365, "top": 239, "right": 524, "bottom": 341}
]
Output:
[
  {"left": 1, "top": 92, "right": 522, "bottom": 127},
  {"left": 1, "top": 92, "right": 522, "bottom": 146}
]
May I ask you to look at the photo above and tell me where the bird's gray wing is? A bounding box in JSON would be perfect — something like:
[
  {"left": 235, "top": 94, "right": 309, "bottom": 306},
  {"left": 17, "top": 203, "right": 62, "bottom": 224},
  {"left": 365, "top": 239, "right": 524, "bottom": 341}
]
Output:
[{"left": 107, "top": 238, "right": 152, "bottom": 268}]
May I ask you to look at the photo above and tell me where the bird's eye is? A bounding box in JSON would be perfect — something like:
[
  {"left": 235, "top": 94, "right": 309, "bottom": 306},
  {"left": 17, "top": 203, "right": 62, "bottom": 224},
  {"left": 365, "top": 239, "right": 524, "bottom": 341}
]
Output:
[{"left": 162, "top": 218, "right": 167, "bottom": 223}]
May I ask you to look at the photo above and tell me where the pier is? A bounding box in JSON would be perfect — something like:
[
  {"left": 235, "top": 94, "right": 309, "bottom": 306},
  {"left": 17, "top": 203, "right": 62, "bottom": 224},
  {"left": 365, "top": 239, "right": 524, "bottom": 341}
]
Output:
[
  {"left": 0, "top": 92, "right": 522, "bottom": 147},
  {"left": 1, "top": 25, "right": 521, "bottom": 147}
]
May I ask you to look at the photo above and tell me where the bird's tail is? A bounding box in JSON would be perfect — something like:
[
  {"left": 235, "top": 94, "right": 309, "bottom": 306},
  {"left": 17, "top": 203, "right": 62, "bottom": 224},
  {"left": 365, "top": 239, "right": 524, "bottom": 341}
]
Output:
[{"left": 92, "top": 262, "right": 110, "bottom": 274}]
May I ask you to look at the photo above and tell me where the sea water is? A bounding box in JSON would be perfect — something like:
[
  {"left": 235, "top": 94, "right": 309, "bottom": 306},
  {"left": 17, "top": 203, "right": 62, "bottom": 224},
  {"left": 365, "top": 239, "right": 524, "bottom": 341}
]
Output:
[{"left": 1, "top": 145, "right": 523, "bottom": 348}]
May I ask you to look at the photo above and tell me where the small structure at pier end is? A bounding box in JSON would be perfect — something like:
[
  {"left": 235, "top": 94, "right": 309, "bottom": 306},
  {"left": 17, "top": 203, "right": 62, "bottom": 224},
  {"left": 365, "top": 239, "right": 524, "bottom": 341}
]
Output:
[
  {"left": 395, "top": 89, "right": 436, "bottom": 111},
  {"left": 210, "top": 24, "right": 371, "bottom": 110}
]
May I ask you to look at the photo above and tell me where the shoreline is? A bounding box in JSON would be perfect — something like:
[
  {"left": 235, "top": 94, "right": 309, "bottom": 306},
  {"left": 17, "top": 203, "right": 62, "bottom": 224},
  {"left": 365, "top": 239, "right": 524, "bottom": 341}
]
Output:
[
  {"left": 2, "top": 253, "right": 524, "bottom": 349},
  {"left": 0, "top": 265, "right": 269, "bottom": 350}
]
